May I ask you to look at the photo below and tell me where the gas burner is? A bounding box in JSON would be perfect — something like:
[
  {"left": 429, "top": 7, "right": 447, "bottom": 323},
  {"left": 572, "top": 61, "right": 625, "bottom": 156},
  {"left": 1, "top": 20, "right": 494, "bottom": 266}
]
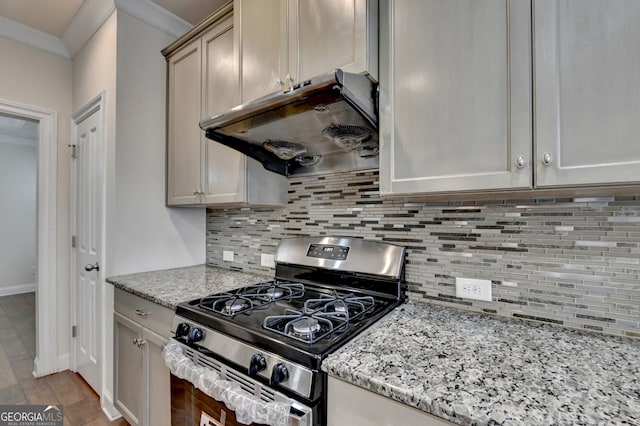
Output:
[
  {"left": 198, "top": 294, "right": 257, "bottom": 317},
  {"left": 304, "top": 294, "right": 376, "bottom": 320},
  {"left": 244, "top": 281, "right": 305, "bottom": 302},
  {"left": 224, "top": 299, "right": 249, "bottom": 315},
  {"left": 290, "top": 317, "right": 321, "bottom": 338},
  {"left": 264, "top": 287, "right": 284, "bottom": 299}
]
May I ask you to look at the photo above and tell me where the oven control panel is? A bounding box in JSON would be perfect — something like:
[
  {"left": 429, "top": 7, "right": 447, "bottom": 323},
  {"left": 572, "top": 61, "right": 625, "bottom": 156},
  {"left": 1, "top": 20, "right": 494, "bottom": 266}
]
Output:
[{"left": 306, "top": 244, "right": 349, "bottom": 260}]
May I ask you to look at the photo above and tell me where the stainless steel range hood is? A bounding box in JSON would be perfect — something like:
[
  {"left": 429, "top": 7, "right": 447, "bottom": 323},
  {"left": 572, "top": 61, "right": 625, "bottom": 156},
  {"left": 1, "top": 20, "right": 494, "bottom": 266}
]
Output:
[{"left": 199, "top": 69, "right": 379, "bottom": 177}]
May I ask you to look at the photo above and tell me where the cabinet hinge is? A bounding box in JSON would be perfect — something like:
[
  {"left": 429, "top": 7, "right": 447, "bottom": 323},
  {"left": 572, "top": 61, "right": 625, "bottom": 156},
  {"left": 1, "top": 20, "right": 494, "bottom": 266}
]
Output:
[
  {"left": 72, "top": 325, "right": 77, "bottom": 338},
  {"left": 68, "top": 144, "right": 78, "bottom": 159},
  {"left": 71, "top": 235, "right": 77, "bottom": 248}
]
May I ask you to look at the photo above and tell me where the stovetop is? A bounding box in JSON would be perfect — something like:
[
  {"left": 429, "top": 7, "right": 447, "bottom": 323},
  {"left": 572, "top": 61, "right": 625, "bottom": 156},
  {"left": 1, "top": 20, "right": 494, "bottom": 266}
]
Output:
[{"left": 175, "top": 279, "right": 399, "bottom": 369}]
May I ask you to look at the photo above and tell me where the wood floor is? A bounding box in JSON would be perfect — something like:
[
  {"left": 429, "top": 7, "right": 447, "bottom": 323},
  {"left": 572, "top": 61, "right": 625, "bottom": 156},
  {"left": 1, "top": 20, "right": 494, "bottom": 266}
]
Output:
[{"left": 0, "top": 292, "right": 128, "bottom": 425}]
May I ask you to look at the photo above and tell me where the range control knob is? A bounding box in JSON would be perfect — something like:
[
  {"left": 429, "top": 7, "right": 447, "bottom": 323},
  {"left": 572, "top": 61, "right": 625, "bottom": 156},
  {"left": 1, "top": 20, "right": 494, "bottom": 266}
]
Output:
[
  {"left": 175, "top": 322, "right": 190, "bottom": 338},
  {"left": 248, "top": 354, "right": 267, "bottom": 376},
  {"left": 187, "top": 327, "right": 204, "bottom": 344},
  {"left": 270, "top": 363, "right": 289, "bottom": 386}
]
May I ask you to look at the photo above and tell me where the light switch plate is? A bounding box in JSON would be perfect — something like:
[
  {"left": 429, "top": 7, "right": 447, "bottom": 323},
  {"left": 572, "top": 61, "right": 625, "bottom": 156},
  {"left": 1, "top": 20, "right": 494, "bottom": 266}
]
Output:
[
  {"left": 455, "top": 277, "right": 492, "bottom": 302},
  {"left": 222, "top": 250, "right": 234, "bottom": 262}
]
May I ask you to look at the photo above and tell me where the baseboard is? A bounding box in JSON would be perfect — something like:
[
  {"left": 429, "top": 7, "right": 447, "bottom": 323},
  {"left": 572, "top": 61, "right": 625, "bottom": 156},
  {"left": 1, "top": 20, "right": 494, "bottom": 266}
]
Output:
[
  {"left": 101, "top": 391, "right": 122, "bottom": 421},
  {"left": 57, "top": 353, "right": 70, "bottom": 371},
  {"left": 0, "top": 283, "right": 36, "bottom": 297}
]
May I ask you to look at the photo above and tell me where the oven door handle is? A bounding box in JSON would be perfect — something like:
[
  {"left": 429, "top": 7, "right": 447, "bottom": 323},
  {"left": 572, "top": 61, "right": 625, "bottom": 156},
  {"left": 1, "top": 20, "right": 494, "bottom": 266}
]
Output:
[{"left": 162, "top": 340, "right": 312, "bottom": 426}]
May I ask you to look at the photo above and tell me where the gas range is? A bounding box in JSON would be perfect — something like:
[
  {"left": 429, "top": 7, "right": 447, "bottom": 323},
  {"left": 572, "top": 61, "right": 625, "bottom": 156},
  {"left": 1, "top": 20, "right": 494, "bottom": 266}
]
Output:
[{"left": 166, "top": 237, "right": 405, "bottom": 426}]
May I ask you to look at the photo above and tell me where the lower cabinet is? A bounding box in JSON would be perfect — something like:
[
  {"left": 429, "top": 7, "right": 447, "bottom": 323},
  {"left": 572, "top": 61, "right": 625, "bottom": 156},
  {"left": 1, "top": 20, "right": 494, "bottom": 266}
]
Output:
[
  {"left": 327, "top": 376, "right": 456, "bottom": 426},
  {"left": 114, "top": 289, "right": 173, "bottom": 426}
]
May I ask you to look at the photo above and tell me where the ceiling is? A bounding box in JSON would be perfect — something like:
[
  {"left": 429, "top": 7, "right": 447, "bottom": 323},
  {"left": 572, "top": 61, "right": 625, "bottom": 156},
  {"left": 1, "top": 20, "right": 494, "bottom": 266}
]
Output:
[{"left": 0, "top": 0, "right": 226, "bottom": 37}]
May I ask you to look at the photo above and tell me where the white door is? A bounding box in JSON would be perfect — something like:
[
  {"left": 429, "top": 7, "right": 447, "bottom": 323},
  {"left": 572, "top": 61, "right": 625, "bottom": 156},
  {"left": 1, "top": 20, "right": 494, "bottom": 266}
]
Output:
[{"left": 72, "top": 98, "right": 104, "bottom": 394}]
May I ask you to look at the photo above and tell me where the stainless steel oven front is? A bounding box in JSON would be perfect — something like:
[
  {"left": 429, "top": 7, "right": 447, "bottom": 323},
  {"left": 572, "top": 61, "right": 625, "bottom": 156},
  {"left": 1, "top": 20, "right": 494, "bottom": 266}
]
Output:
[{"left": 163, "top": 340, "right": 313, "bottom": 426}]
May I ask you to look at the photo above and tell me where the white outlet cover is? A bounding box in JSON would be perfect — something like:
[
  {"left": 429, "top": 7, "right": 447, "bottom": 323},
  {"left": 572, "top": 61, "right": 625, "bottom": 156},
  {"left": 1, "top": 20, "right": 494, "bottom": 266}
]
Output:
[
  {"left": 223, "top": 250, "right": 234, "bottom": 262},
  {"left": 261, "top": 253, "right": 275, "bottom": 268},
  {"left": 455, "top": 277, "right": 492, "bottom": 302}
]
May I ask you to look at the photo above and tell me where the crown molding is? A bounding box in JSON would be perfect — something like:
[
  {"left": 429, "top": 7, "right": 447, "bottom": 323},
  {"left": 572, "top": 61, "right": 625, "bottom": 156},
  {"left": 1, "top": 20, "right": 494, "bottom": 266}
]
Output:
[
  {"left": 0, "top": 0, "right": 191, "bottom": 60},
  {"left": 114, "top": 0, "right": 193, "bottom": 38},
  {"left": 61, "top": 0, "right": 116, "bottom": 58},
  {"left": 0, "top": 15, "right": 70, "bottom": 58}
]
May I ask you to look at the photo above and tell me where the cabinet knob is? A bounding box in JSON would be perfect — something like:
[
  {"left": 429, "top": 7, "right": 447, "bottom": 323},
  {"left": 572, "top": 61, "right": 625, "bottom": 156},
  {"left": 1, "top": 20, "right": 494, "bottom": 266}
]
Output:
[
  {"left": 542, "top": 152, "right": 553, "bottom": 166},
  {"left": 193, "top": 189, "right": 198, "bottom": 196},
  {"left": 134, "top": 309, "right": 148, "bottom": 317},
  {"left": 276, "top": 78, "right": 284, "bottom": 87},
  {"left": 515, "top": 155, "right": 526, "bottom": 169}
]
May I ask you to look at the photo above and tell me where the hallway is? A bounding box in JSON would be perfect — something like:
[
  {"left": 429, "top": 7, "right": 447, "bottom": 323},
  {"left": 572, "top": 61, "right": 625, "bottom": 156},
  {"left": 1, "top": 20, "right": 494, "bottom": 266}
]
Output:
[{"left": 0, "top": 292, "right": 128, "bottom": 425}]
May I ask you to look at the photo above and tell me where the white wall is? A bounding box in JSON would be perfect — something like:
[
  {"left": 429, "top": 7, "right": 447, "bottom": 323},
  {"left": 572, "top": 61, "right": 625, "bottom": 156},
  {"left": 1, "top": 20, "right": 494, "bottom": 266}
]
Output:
[
  {"left": 0, "top": 34, "right": 73, "bottom": 365},
  {"left": 0, "top": 140, "right": 37, "bottom": 294},
  {"left": 114, "top": 10, "right": 205, "bottom": 276}
]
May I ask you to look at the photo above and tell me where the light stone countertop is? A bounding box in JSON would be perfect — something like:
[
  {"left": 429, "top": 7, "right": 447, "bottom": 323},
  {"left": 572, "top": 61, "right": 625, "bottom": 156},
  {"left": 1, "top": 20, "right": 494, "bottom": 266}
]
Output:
[
  {"left": 106, "top": 264, "right": 270, "bottom": 309},
  {"left": 322, "top": 301, "right": 640, "bottom": 426}
]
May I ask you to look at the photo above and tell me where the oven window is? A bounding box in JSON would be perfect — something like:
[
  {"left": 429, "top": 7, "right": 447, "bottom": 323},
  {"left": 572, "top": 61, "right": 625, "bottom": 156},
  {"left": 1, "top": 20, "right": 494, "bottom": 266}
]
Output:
[{"left": 170, "top": 374, "right": 268, "bottom": 426}]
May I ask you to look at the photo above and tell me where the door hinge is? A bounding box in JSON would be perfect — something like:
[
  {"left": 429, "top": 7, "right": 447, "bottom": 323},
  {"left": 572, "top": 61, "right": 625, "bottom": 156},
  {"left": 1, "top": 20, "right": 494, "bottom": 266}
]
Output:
[
  {"left": 72, "top": 325, "right": 77, "bottom": 338},
  {"left": 71, "top": 235, "right": 77, "bottom": 248},
  {"left": 68, "top": 144, "right": 78, "bottom": 159}
]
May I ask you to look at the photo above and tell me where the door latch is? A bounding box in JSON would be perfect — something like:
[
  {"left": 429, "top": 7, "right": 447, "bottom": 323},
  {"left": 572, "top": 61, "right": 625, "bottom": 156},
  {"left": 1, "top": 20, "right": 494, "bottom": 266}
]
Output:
[{"left": 84, "top": 262, "right": 100, "bottom": 272}]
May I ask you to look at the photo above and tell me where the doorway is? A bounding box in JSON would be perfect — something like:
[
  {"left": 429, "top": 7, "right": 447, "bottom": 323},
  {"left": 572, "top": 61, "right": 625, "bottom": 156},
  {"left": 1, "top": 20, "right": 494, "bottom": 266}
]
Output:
[
  {"left": 70, "top": 92, "right": 106, "bottom": 396},
  {"left": 0, "top": 97, "right": 58, "bottom": 378}
]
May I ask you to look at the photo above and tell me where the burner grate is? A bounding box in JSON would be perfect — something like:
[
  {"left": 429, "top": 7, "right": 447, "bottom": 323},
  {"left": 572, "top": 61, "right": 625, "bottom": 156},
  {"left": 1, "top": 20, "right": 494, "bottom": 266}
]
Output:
[
  {"left": 197, "top": 280, "right": 305, "bottom": 317},
  {"left": 263, "top": 292, "right": 376, "bottom": 344}
]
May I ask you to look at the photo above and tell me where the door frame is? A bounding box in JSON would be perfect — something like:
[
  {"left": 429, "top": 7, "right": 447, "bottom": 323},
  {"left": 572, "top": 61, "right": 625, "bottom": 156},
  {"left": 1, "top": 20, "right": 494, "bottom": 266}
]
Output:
[
  {"left": 0, "top": 97, "right": 58, "bottom": 377},
  {"left": 70, "top": 91, "right": 107, "bottom": 383}
]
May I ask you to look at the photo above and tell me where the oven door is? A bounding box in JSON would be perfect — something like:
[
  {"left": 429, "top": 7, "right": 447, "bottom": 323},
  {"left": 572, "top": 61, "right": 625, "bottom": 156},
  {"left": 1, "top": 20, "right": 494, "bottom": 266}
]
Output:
[{"left": 162, "top": 341, "right": 312, "bottom": 426}]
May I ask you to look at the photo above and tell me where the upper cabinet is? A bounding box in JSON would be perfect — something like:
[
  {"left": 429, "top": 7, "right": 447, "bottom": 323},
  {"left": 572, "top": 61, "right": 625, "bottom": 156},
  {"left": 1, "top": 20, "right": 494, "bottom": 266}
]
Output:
[
  {"left": 534, "top": 0, "right": 640, "bottom": 187},
  {"left": 380, "top": 0, "right": 640, "bottom": 196},
  {"left": 237, "top": 0, "right": 377, "bottom": 102},
  {"left": 379, "top": 0, "right": 533, "bottom": 194},
  {"left": 164, "top": 4, "right": 287, "bottom": 207}
]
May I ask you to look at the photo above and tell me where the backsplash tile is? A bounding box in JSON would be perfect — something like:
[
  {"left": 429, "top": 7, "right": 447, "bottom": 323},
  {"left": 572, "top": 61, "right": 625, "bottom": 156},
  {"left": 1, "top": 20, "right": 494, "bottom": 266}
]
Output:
[{"left": 206, "top": 170, "right": 640, "bottom": 338}]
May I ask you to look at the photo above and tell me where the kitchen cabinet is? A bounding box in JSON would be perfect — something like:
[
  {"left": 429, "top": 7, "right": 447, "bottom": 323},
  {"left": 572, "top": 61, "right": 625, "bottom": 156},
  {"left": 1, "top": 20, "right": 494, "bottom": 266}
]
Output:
[
  {"left": 327, "top": 376, "right": 456, "bottom": 426},
  {"left": 165, "top": 4, "right": 286, "bottom": 206},
  {"left": 237, "top": 0, "right": 376, "bottom": 102},
  {"left": 113, "top": 289, "right": 173, "bottom": 426},
  {"left": 534, "top": 0, "right": 640, "bottom": 187},
  {"left": 380, "top": 0, "right": 640, "bottom": 196},
  {"left": 379, "top": 0, "right": 533, "bottom": 194}
]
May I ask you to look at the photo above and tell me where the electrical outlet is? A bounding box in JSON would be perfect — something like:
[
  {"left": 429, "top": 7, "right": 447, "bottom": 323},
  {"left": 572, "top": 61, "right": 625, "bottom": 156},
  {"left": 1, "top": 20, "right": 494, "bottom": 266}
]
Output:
[
  {"left": 223, "top": 250, "right": 234, "bottom": 262},
  {"left": 455, "top": 277, "right": 492, "bottom": 302},
  {"left": 260, "top": 253, "right": 275, "bottom": 268}
]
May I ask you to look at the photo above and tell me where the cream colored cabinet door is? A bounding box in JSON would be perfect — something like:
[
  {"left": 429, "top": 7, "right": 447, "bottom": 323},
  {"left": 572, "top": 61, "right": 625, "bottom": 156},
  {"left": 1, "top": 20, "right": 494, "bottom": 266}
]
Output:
[
  {"left": 379, "top": 0, "right": 532, "bottom": 194},
  {"left": 201, "top": 15, "right": 246, "bottom": 204},
  {"left": 114, "top": 312, "right": 143, "bottom": 426},
  {"left": 237, "top": 0, "right": 288, "bottom": 102},
  {"left": 167, "top": 38, "right": 203, "bottom": 205},
  {"left": 294, "top": 0, "right": 373, "bottom": 82},
  {"left": 327, "top": 376, "right": 456, "bottom": 426},
  {"left": 143, "top": 327, "right": 171, "bottom": 426},
  {"left": 238, "top": 0, "right": 375, "bottom": 101},
  {"left": 534, "top": 0, "right": 640, "bottom": 187}
]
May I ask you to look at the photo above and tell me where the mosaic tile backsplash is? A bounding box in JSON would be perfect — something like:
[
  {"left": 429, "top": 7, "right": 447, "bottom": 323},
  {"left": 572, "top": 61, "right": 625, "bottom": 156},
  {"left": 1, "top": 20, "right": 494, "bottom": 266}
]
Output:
[{"left": 206, "top": 170, "right": 640, "bottom": 338}]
